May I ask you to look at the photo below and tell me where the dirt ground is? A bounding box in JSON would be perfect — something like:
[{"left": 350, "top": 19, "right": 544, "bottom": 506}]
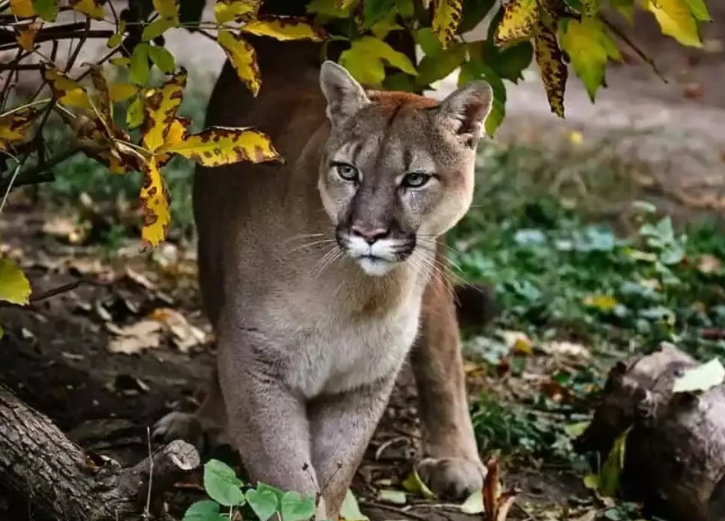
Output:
[{"left": 1, "top": 5, "right": 725, "bottom": 521}]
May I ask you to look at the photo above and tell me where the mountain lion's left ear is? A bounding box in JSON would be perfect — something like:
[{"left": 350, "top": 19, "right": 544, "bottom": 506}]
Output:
[
  {"left": 434, "top": 81, "right": 492, "bottom": 146},
  {"left": 319, "top": 60, "right": 370, "bottom": 128}
]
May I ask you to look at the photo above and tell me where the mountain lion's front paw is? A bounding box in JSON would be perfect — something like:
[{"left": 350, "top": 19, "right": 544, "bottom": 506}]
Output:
[
  {"left": 415, "top": 457, "right": 486, "bottom": 500},
  {"left": 152, "top": 411, "right": 207, "bottom": 451}
]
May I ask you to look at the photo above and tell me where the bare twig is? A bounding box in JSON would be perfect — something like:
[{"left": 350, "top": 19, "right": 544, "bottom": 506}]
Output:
[
  {"left": 29, "top": 280, "right": 82, "bottom": 303},
  {"left": 0, "top": 146, "right": 81, "bottom": 193}
]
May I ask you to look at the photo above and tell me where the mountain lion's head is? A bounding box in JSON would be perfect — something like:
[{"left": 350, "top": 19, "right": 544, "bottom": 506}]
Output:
[{"left": 317, "top": 60, "right": 492, "bottom": 277}]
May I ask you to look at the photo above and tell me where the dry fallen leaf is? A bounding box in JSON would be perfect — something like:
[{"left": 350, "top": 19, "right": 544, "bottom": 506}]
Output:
[
  {"left": 107, "top": 319, "right": 162, "bottom": 354},
  {"left": 540, "top": 340, "right": 590, "bottom": 359},
  {"left": 150, "top": 307, "right": 206, "bottom": 353}
]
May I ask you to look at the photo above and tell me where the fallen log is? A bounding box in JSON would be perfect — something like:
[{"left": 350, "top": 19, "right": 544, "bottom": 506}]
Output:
[
  {"left": 576, "top": 342, "right": 725, "bottom": 521},
  {"left": 0, "top": 380, "right": 200, "bottom": 521}
]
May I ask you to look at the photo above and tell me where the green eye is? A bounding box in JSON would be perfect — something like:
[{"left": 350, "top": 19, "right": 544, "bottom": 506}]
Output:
[
  {"left": 335, "top": 163, "right": 359, "bottom": 182},
  {"left": 402, "top": 172, "right": 432, "bottom": 188}
]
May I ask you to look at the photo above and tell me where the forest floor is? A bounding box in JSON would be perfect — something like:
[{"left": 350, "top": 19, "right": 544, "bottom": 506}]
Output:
[{"left": 2, "top": 5, "right": 725, "bottom": 521}]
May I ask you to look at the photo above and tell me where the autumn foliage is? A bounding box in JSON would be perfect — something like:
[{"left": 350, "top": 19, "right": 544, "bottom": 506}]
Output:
[{"left": 0, "top": 0, "right": 713, "bottom": 322}]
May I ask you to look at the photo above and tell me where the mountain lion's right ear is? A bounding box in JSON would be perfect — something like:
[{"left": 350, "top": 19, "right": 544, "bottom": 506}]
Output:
[{"left": 319, "top": 60, "right": 370, "bottom": 128}]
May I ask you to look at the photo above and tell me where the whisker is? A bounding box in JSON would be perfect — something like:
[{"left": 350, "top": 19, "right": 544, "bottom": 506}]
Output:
[{"left": 287, "top": 239, "right": 337, "bottom": 255}]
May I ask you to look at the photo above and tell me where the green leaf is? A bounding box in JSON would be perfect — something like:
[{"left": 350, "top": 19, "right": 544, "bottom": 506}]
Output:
[
  {"left": 0, "top": 323, "right": 4, "bottom": 340},
  {"left": 458, "top": 60, "right": 506, "bottom": 135},
  {"left": 673, "top": 358, "right": 725, "bottom": 394},
  {"left": 610, "top": 0, "right": 634, "bottom": 22},
  {"left": 646, "top": 0, "right": 702, "bottom": 48},
  {"left": 0, "top": 258, "right": 31, "bottom": 305},
  {"left": 340, "top": 489, "right": 369, "bottom": 521},
  {"left": 559, "top": 16, "right": 621, "bottom": 101},
  {"left": 203, "top": 459, "right": 245, "bottom": 507},
  {"left": 142, "top": 17, "right": 178, "bottom": 41},
  {"left": 127, "top": 96, "right": 144, "bottom": 129},
  {"left": 280, "top": 491, "right": 316, "bottom": 521},
  {"left": 598, "top": 427, "right": 630, "bottom": 497},
  {"left": 401, "top": 468, "right": 436, "bottom": 500},
  {"left": 245, "top": 487, "right": 280, "bottom": 521},
  {"left": 129, "top": 43, "right": 150, "bottom": 86},
  {"left": 459, "top": 0, "right": 496, "bottom": 33},
  {"left": 415, "top": 42, "right": 466, "bottom": 88},
  {"left": 682, "top": 0, "right": 711, "bottom": 21},
  {"left": 339, "top": 36, "right": 417, "bottom": 87},
  {"left": 479, "top": 40, "right": 533, "bottom": 83},
  {"left": 416, "top": 27, "right": 443, "bottom": 57},
  {"left": 148, "top": 45, "right": 176, "bottom": 73},
  {"left": 364, "top": 0, "right": 396, "bottom": 28},
  {"left": 32, "top": 0, "right": 58, "bottom": 21},
  {"left": 182, "top": 500, "right": 227, "bottom": 521}
]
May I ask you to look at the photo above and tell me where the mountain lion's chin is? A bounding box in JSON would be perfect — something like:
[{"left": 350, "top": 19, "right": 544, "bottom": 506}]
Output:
[{"left": 355, "top": 256, "right": 398, "bottom": 277}]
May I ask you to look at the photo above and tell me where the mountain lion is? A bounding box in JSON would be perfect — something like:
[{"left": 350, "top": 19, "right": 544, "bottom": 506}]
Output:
[{"left": 153, "top": 38, "right": 493, "bottom": 519}]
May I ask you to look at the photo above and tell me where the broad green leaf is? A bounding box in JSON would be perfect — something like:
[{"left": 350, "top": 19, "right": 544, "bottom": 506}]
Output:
[
  {"left": 0, "top": 106, "right": 39, "bottom": 150},
  {"left": 107, "top": 20, "right": 126, "bottom": 48},
  {"left": 143, "top": 17, "right": 178, "bottom": 41},
  {"left": 182, "top": 500, "right": 227, "bottom": 521},
  {"left": 534, "top": 15, "right": 567, "bottom": 118},
  {"left": 69, "top": 0, "right": 104, "bottom": 20},
  {"left": 370, "top": 11, "right": 404, "bottom": 39},
  {"left": 245, "top": 487, "right": 280, "bottom": 521},
  {"left": 32, "top": 0, "right": 58, "bottom": 21},
  {"left": 217, "top": 29, "right": 261, "bottom": 96},
  {"left": 476, "top": 40, "right": 533, "bottom": 83},
  {"left": 10, "top": 0, "right": 35, "bottom": 17},
  {"left": 681, "top": 0, "right": 711, "bottom": 21},
  {"left": 127, "top": 97, "right": 144, "bottom": 129},
  {"left": 432, "top": 0, "right": 463, "bottom": 48},
  {"left": 0, "top": 259, "right": 31, "bottom": 305},
  {"left": 215, "top": 0, "right": 261, "bottom": 23},
  {"left": 415, "top": 42, "right": 466, "bottom": 88},
  {"left": 339, "top": 489, "right": 368, "bottom": 521},
  {"left": 130, "top": 43, "right": 151, "bottom": 86},
  {"left": 458, "top": 0, "right": 496, "bottom": 33},
  {"left": 416, "top": 27, "right": 443, "bottom": 57},
  {"left": 598, "top": 427, "right": 630, "bottom": 497},
  {"left": 306, "top": 0, "right": 355, "bottom": 17},
  {"left": 141, "top": 68, "right": 187, "bottom": 152},
  {"left": 494, "top": 0, "right": 538, "bottom": 45},
  {"left": 339, "top": 36, "right": 416, "bottom": 87},
  {"left": 559, "top": 16, "right": 620, "bottom": 101},
  {"left": 401, "top": 469, "right": 436, "bottom": 500},
  {"left": 673, "top": 358, "right": 725, "bottom": 394},
  {"left": 203, "top": 459, "right": 245, "bottom": 508},
  {"left": 157, "top": 126, "right": 281, "bottom": 166},
  {"left": 241, "top": 17, "right": 325, "bottom": 41},
  {"left": 458, "top": 59, "right": 505, "bottom": 135},
  {"left": 645, "top": 0, "right": 702, "bottom": 48},
  {"left": 153, "top": 0, "right": 178, "bottom": 19},
  {"left": 610, "top": 0, "right": 634, "bottom": 22},
  {"left": 583, "top": 474, "right": 599, "bottom": 490},
  {"left": 148, "top": 45, "right": 176, "bottom": 73},
  {"left": 280, "top": 491, "right": 316, "bottom": 521},
  {"left": 363, "top": 0, "right": 396, "bottom": 28}
]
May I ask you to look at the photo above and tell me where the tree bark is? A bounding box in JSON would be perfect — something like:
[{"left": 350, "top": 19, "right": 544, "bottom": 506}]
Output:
[{"left": 0, "top": 381, "right": 200, "bottom": 521}]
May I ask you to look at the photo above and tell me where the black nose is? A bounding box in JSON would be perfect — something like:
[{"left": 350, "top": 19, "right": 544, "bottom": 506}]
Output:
[{"left": 351, "top": 224, "right": 389, "bottom": 245}]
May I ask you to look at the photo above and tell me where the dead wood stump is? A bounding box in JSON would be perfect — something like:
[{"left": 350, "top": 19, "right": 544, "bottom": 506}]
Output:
[
  {"left": 576, "top": 342, "right": 725, "bottom": 521},
  {"left": 0, "top": 381, "right": 200, "bottom": 521}
]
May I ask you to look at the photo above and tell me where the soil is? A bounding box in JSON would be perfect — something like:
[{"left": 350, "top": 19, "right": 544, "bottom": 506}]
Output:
[{"left": 1, "top": 4, "right": 725, "bottom": 521}]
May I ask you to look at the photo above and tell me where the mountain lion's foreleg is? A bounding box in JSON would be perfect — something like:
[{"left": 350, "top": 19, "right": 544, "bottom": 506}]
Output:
[
  {"left": 308, "top": 375, "right": 397, "bottom": 519},
  {"left": 410, "top": 243, "right": 486, "bottom": 499}
]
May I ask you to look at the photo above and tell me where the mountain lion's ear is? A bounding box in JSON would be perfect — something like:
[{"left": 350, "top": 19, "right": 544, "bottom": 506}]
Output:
[
  {"left": 319, "top": 60, "right": 370, "bottom": 128},
  {"left": 434, "top": 81, "right": 492, "bottom": 146}
]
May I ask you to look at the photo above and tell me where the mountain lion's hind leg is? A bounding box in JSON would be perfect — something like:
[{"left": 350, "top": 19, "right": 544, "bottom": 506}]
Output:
[{"left": 410, "top": 242, "right": 486, "bottom": 500}]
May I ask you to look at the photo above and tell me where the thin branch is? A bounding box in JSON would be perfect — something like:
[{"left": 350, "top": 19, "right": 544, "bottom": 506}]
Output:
[
  {"left": 0, "top": 146, "right": 81, "bottom": 193},
  {"left": 28, "top": 280, "right": 82, "bottom": 303},
  {"left": 601, "top": 14, "right": 666, "bottom": 82}
]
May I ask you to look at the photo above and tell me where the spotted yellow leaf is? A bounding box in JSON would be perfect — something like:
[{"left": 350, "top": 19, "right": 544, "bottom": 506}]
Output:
[
  {"left": 157, "top": 126, "right": 281, "bottom": 167},
  {"left": 141, "top": 68, "right": 187, "bottom": 153},
  {"left": 494, "top": 0, "right": 538, "bottom": 45},
  {"left": 534, "top": 15, "right": 567, "bottom": 118},
  {"left": 217, "top": 29, "right": 261, "bottom": 96},
  {"left": 214, "top": 0, "right": 261, "bottom": 23},
  {"left": 0, "top": 258, "right": 31, "bottom": 305},
  {"left": 139, "top": 158, "right": 171, "bottom": 247},
  {"left": 69, "top": 0, "right": 104, "bottom": 20},
  {"left": 431, "top": 0, "right": 462, "bottom": 49},
  {"left": 16, "top": 21, "right": 41, "bottom": 51},
  {"left": 10, "top": 0, "right": 35, "bottom": 18},
  {"left": 153, "top": 0, "right": 178, "bottom": 19},
  {"left": 156, "top": 117, "right": 190, "bottom": 166},
  {"left": 241, "top": 17, "right": 326, "bottom": 41},
  {"left": 646, "top": 0, "right": 702, "bottom": 48},
  {"left": 43, "top": 67, "right": 92, "bottom": 109},
  {"left": 0, "top": 106, "right": 39, "bottom": 150},
  {"left": 109, "top": 82, "right": 138, "bottom": 103}
]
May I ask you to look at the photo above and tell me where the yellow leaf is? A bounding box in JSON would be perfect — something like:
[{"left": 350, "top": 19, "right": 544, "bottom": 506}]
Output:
[
  {"left": 157, "top": 126, "right": 281, "bottom": 167},
  {"left": 0, "top": 258, "right": 31, "bottom": 305},
  {"left": 583, "top": 294, "right": 618, "bottom": 312},
  {"left": 217, "top": 29, "right": 261, "bottom": 96},
  {"left": 10, "top": 0, "right": 35, "bottom": 18},
  {"left": 646, "top": 0, "right": 702, "bottom": 48},
  {"left": 339, "top": 36, "right": 417, "bottom": 87},
  {"left": 156, "top": 117, "right": 190, "bottom": 166},
  {"left": 109, "top": 82, "right": 138, "bottom": 103},
  {"left": 139, "top": 158, "right": 171, "bottom": 247},
  {"left": 43, "top": 67, "right": 92, "bottom": 109},
  {"left": 214, "top": 0, "right": 261, "bottom": 23},
  {"left": 402, "top": 468, "right": 436, "bottom": 500},
  {"left": 534, "top": 15, "right": 567, "bottom": 118},
  {"left": 153, "top": 0, "right": 178, "bottom": 19},
  {"left": 107, "top": 20, "right": 126, "bottom": 48},
  {"left": 494, "top": 0, "right": 538, "bottom": 45},
  {"left": 431, "top": 0, "right": 462, "bottom": 49},
  {"left": 16, "top": 21, "right": 41, "bottom": 51},
  {"left": 241, "top": 17, "right": 326, "bottom": 41},
  {"left": 69, "top": 0, "right": 105, "bottom": 20},
  {"left": 141, "top": 68, "right": 187, "bottom": 153},
  {"left": 0, "top": 106, "right": 39, "bottom": 150}
]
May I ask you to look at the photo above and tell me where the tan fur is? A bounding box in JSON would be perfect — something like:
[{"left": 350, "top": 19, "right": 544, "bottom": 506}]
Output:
[{"left": 154, "top": 37, "right": 492, "bottom": 518}]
